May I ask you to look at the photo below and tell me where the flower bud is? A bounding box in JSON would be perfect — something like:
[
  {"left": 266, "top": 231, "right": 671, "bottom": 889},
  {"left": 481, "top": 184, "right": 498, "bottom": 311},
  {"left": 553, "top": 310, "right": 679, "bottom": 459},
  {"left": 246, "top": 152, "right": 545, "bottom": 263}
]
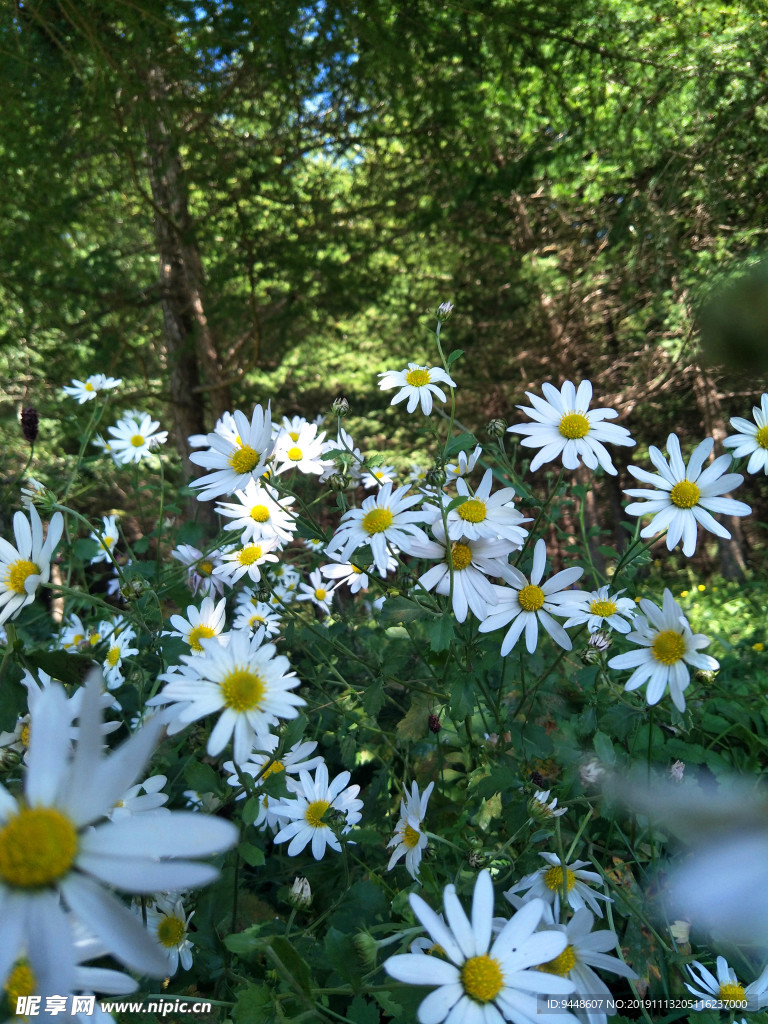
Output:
[
  {"left": 332, "top": 396, "right": 350, "bottom": 417},
  {"left": 353, "top": 931, "right": 379, "bottom": 969},
  {"left": 428, "top": 713, "right": 442, "bottom": 734},
  {"left": 436, "top": 301, "right": 454, "bottom": 322},
  {"left": 288, "top": 876, "right": 312, "bottom": 909},
  {"left": 327, "top": 472, "right": 350, "bottom": 493},
  {"left": 486, "top": 417, "right": 507, "bottom": 438},
  {"left": 425, "top": 466, "right": 447, "bottom": 488}
]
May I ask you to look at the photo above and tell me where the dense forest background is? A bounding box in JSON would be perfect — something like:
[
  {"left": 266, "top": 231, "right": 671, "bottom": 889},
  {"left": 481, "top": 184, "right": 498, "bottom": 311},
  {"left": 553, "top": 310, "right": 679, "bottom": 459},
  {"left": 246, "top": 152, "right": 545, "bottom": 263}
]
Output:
[{"left": 3, "top": 0, "right": 768, "bottom": 575}]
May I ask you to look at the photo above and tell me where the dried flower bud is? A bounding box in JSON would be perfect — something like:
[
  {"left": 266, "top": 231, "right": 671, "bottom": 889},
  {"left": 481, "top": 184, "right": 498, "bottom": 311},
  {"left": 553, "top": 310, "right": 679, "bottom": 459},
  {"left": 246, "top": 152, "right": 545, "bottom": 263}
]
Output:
[
  {"left": 529, "top": 770, "right": 545, "bottom": 788},
  {"left": 428, "top": 713, "right": 442, "bottom": 734},
  {"left": 20, "top": 407, "right": 39, "bottom": 444},
  {"left": 332, "top": 396, "right": 350, "bottom": 417},
  {"left": 485, "top": 417, "right": 507, "bottom": 439},
  {"left": 468, "top": 850, "right": 485, "bottom": 868}
]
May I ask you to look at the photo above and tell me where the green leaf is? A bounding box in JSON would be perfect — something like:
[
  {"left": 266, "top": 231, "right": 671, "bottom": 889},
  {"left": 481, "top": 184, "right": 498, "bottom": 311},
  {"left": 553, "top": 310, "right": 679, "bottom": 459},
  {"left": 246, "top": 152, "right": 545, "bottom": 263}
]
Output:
[
  {"left": 232, "top": 983, "right": 275, "bottom": 1023},
  {"left": 446, "top": 348, "right": 464, "bottom": 366},
  {"left": 269, "top": 936, "right": 312, "bottom": 995},
  {"left": 427, "top": 615, "right": 454, "bottom": 652},
  {"left": 24, "top": 650, "right": 93, "bottom": 686},
  {"left": 238, "top": 841, "right": 266, "bottom": 868},
  {"left": 444, "top": 494, "right": 468, "bottom": 513},
  {"left": 347, "top": 996, "right": 380, "bottom": 1024},
  {"left": 362, "top": 681, "right": 386, "bottom": 719},
  {"left": 449, "top": 675, "right": 475, "bottom": 720},
  {"left": 445, "top": 432, "right": 477, "bottom": 457},
  {"left": 183, "top": 760, "right": 223, "bottom": 796},
  {"left": 378, "top": 596, "right": 429, "bottom": 625},
  {"left": 593, "top": 731, "right": 616, "bottom": 766},
  {"left": 242, "top": 796, "right": 261, "bottom": 826}
]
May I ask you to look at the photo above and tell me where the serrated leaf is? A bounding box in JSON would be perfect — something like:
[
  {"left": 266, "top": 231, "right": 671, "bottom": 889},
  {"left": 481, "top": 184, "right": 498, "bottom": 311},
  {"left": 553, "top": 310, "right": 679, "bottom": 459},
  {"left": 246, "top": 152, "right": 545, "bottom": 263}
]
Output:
[
  {"left": 362, "top": 451, "right": 386, "bottom": 469},
  {"left": 347, "top": 996, "right": 380, "bottom": 1024},
  {"left": 396, "top": 697, "right": 430, "bottom": 741},
  {"left": 24, "top": 650, "right": 94, "bottom": 686},
  {"left": 183, "top": 760, "right": 223, "bottom": 796},
  {"left": 449, "top": 675, "right": 475, "bottom": 720},
  {"left": 239, "top": 841, "right": 266, "bottom": 867},
  {"left": 427, "top": 615, "right": 454, "bottom": 652},
  {"left": 340, "top": 732, "right": 356, "bottom": 768},
  {"left": 362, "top": 682, "right": 386, "bottom": 718},
  {"left": 593, "top": 730, "right": 616, "bottom": 766}
]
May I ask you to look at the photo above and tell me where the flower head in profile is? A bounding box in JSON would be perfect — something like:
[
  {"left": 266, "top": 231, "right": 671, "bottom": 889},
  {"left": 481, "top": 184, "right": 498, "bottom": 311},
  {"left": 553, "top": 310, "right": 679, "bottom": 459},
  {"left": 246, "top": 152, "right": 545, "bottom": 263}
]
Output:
[
  {"left": 151, "top": 629, "right": 304, "bottom": 764},
  {"left": 107, "top": 413, "right": 167, "bottom": 465},
  {"left": 0, "top": 505, "right": 64, "bottom": 626},
  {"left": 189, "top": 405, "right": 274, "bottom": 501},
  {"left": 89, "top": 515, "right": 120, "bottom": 565},
  {"left": 0, "top": 671, "right": 237, "bottom": 1001},
  {"left": 384, "top": 870, "right": 576, "bottom": 1024},
  {"left": 607, "top": 588, "right": 718, "bottom": 712},
  {"left": 378, "top": 363, "right": 457, "bottom": 416},
  {"left": 63, "top": 374, "right": 122, "bottom": 403},
  {"left": 623, "top": 433, "right": 750, "bottom": 556},
  {"left": 271, "top": 762, "right": 363, "bottom": 860},
  {"left": 723, "top": 394, "right": 768, "bottom": 475},
  {"left": 508, "top": 380, "right": 634, "bottom": 475},
  {"left": 387, "top": 780, "right": 434, "bottom": 879},
  {"left": 477, "top": 539, "right": 584, "bottom": 655}
]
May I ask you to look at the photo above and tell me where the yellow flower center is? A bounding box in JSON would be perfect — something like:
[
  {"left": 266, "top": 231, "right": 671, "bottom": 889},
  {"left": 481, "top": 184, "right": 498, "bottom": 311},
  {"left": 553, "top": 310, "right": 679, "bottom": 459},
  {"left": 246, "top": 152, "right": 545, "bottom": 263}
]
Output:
[
  {"left": 0, "top": 807, "right": 79, "bottom": 888},
  {"left": 84, "top": 382, "right": 95, "bottom": 392},
  {"left": 669, "top": 480, "right": 700, "bottom": 509},
  {"left": 229, "top": 444, "right": 259, "bottom": 475},
  {"left": 458, "top": 498, "right": 487, "bottom": 523},
  {"left": 198, "top": 559, "right": 214, "bottom": 576},
  {"left": 250, "top": 504, "right": 270, "bottom": 522},
  {"left": 402, "top": 823, "right": 421, "bottom": 849},
  {"left": 157, "top": 914, "right": 186, "bottom": 948},
  {"left": 130, "top": 434, "right": 145, "bottom": 447},
  {"left": 238, "top": 544, "right": 263, "bottom": 566},
  {"left": 405, "top": 368, "right": 431, "bottom": 387},
  {"left": 188, "top": 624, "right": 216, "bottom": 652},
  {"left": 558, "top": 413, "right": 590, "bottom": 439},
  {"left": 361, "top": 507, "right": 393, "bottom": 535},
  {"left": 544, "top": 866, "right": 576, "bottom": 893},
  {"left": 305, "top": 799, "right": 330, "bottom": 828},
  {"left": 449, "top": 542, "right": 472, "bottom": 571},
  {"left": 460, "top": 954, "right": 504, "bottom": 1003},
  {"left": 314, "top": 588, "right": 327, "bottom": 601},
  {"left": 261, "top": 760, "right": 284, "bottom": 780},
  {"left": 518, "top": 584, "right": 545, "bottom": 613},
  {"left": 106, "top": 645, "right": 121, "bottom": 667},
  {"left": 220, "top": 668, "right": 266, "bottom": 712},
  {"left": 5, "top": 960, "right": 36, "bottom": 1003},
  {"left": 651, "top": 629, "right": 686, "bottom": 665},
  {"left": 719, "top": 982, "right": 746, "bottom": 1005},
  {"left": 590, "top": 598, "right": 617, "bottom": 618},
  {"left": 287, "top": 446, "right": 303, "bottom": 462},
  {"left": 248, "top": 614, "right": 265, "bottom": 628},
  {"left": 756, "top": 425, "right": 768, "bottom": 450},
  {"left": 5, "top": 560, "right": 40, "bottom": 594},
  {"left": 289, "top": 430, "right": 300, "bottom": 441},
  {"left": 20, "top": 723, "right": 30, "bottom": 748},
  {"left": 538, "top": 944, "right": 578, "bottom": 976}
]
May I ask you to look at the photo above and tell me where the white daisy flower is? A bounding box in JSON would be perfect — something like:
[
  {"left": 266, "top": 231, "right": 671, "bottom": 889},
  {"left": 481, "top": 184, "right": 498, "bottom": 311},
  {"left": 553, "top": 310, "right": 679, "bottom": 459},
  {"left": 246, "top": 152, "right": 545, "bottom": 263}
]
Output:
[
  {"left": 272, "top": 421, "right": 332, "bottom": 476},
  {"left": 320, "top": 428, "right": 363, "bottom": 485},
  {"left": 223, "top": 735, "right": 323, "bottom": 832},
  {"left": 378, "top": 362, "right": 457, "bottom": 416},
  {"left": 0, "top": 506, "right": 64, "bottom": 626},
  {"left": 189, "top": 405, "right": 274, "bottom": 501},
  {"left": 409, "top": 521, "right": 514, "bottom": 623},
  {"left": 387, "top": 781, "right": 434, "bottom": 880},
  {"left": 607, "top": 588, "right": 718, "bottom": 712},
  {"left": 477, "top": 539, "right": 584, "bottom": 655},
  {"left": 686, "top": 955, "right": 768, "bottom": 1011},
  {"left": 327, "top": 482, "right": 429, "bottom": 577},
  {"left": 561, "top": 586, "right": 636, "bottom": 635},
  {"left": 143, "top": 895, "right": 194, "bottom": 975},
  {"left": 296, "top": 568, "right": 338, "bottom": 615},
  {"left": 446, "top": 444, "right": 483, "bottom": 481},
  {"left": 101, "top": 626, "right": 138, "bottom": 690},
  {"left": 723, "top": 393, "right": 768, "bottom": 474},
  {"left": 514, "top": 904, "right": 638, "bottom": 1024},
  {"left": 215, "top": 479, "right": 297, "bottom": 547},
  {"left": 20, "top": 476, "right": 48, "bottom": 510},
  {"left": 150, "top": 629, "right": 304, "bottom": 764},
  {"left": 212, "top": 537, "right": 280, "bottom": 587},
  {"left": 361, "top": 464, "right": 396, "bottom": 490},
  {"left": 62, "top": 374, "right": 122, "bottom": 403},
  {"left": 505, "top": 853, "right": 611, "bottom": 920},
  {"left": 108, "top": 774, "right": 169, "bottom": 822},
  {"left": 319, "top": 556, "right": 371, "bottom": 594},
  {"left": 89, "top": 515, "right": 120, "bottom": 565},
  {"left": 271, "top": 762, "right": 363, "bottom": 859},
  {"left": 188, "top": 410, "right": 240, "bottom": 449},
  {"left": 271, "top": 566, "right": 302, "bottom": 603},
  {"left": 106, "top": 413, "right": 167, "bottom": 465},
  {"left": 232, "top": 596, "right": 282, "bottom": 638},
  {"left": 443, "top": 469, "right": 531, "bottom": 545},
  {"left": 167, "top": 596, "right": 228, "bottom": 653},
  {"left": 508, "top": 380, "right": 634, "bottom": 475},
  {"left": 530, "top": 790, "right": 568, "bottom": 820},
  {"left": 58, "top": 613, "right": 94, "bottom": 652},
  {"left": 171, "top": 544, "right": 227, "bottom": 598},
  {"left": 623, "top": 433, "right": 751, "bottom": 557},
  {"left": 0, "top": 672, "right": 237, "bottom": 998},
  {"left": 384, "top": 870, "right": 577, "bottom": 1024}
]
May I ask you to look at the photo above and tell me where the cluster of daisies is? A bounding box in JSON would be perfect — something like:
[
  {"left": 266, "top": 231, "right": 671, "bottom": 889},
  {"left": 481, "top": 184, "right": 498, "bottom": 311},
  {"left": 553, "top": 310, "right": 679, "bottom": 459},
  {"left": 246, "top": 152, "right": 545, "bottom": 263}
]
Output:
[{"left": 0, "top": 365, "right": 762, "bottom": 1020}]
